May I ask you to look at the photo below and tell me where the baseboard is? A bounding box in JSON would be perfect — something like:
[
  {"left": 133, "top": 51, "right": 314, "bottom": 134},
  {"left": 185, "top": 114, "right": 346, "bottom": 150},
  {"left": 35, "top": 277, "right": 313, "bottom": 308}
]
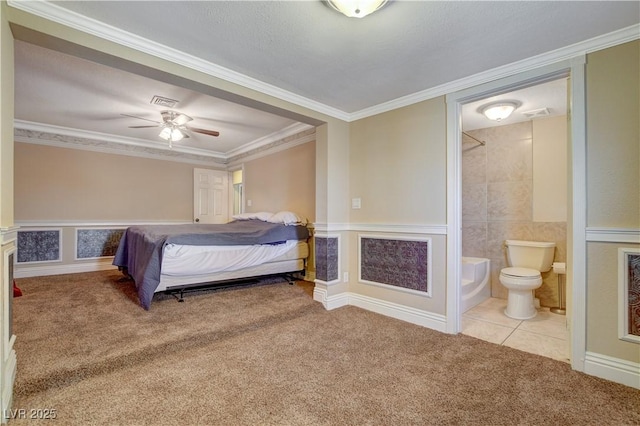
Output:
[
  {"left": 312, "top": 287, "right": 349, "bottom": 310},
  {"left": 584, "top": 351, "right": 640, "bottom": 389},
  {"left": 313, "top": 289, "right": 447, "bottom": 333},
  {"left": 348, "top": 293, "right": 448, "bottom": 333},
  {"left": 1, "top": 344, "right": 16, "bottom": 424},
  {"left": 14, "top": 260, "right": 118, "bottom": 278}
]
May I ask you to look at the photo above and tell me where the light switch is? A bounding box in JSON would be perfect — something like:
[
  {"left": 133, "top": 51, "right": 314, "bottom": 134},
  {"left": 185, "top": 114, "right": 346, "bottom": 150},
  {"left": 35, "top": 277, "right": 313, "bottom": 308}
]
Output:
[{"left": 351, "top": 198, "right": 361, "bottom": 209}]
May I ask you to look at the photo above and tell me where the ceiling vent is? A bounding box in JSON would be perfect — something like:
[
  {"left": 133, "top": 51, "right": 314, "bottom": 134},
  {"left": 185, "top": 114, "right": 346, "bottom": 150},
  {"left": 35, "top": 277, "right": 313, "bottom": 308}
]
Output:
[
  {"left": 150, "top": 95, "right": 179, "bottom": 108},
  {"left": 522, "top": 107, "right": 551, "bottom": 119}
]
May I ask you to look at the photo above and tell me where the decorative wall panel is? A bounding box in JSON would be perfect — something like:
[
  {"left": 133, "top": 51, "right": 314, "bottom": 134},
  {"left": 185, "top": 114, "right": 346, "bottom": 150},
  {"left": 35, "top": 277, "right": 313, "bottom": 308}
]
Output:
[
  {"left": 628, "top": 253, "right": 640, "bottom": 337},
  {"left": 16, "top": 230, "right": 61, "bottom": 263},
  {"left": 76, "top": 228, "right": 126, "bottom": 259},
  {"left": 315, "top": 236, "right": 339, "bottom": 282},
  {"left": 619, "top": 248, "right": 640, "bottom": 343},
  {"left": 359, "top": 236, "right": 430, "bottom": 295}
]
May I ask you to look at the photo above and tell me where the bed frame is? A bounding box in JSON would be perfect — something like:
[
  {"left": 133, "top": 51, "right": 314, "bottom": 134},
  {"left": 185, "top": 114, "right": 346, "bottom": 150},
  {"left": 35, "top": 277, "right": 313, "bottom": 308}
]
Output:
[{"left": 156, "top": 243, "right": 309, "bottom": 302}]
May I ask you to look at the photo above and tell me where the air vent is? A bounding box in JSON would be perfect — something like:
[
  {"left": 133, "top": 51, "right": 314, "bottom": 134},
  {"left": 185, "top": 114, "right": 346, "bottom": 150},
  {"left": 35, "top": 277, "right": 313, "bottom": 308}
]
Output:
[
  {"left": 150, "top": 96, "right": 179, "bottom": 108},
  {"left": 522, "top": 107, "right": 550, "bottom": 118}
]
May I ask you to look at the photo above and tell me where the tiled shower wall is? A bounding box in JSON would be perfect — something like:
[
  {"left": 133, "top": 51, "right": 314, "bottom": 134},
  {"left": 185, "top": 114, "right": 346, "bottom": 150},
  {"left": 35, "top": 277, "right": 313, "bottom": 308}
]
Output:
[{"left": 462, "top": 121, "right": 567, "bottom": 307}]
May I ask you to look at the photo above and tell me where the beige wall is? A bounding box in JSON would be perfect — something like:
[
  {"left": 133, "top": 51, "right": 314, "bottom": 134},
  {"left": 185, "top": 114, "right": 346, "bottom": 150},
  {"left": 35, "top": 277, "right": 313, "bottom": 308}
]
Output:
[
  {"left": 587, "top": 41, "right": 640, "bottom": 228},
  {"left": 15, "top": 143, "right": 205, "bottom": 222},
  {"left": 243, "top": 141, "right": 315, "bottom": 223},
  {"left": 586, "top": 40, "right": 640, "bottom": 364},
  {"left": 347, "top": 98, "right": 447, "bottom": 314},
  {"left": 533, "top": 115, "right": 567, "bottom": 222},
  {"left": 350, "top": 99, "right": 447, "bottom": 224},
  {"left": 1, "top": 2, "right": 13, "bottom": 227}
]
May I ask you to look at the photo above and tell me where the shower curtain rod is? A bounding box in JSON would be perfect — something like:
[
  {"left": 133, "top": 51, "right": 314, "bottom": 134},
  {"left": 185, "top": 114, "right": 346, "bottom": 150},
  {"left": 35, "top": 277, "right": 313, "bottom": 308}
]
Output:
[{"left": 462, "top": 132, "right": 485, "bottom": 146}]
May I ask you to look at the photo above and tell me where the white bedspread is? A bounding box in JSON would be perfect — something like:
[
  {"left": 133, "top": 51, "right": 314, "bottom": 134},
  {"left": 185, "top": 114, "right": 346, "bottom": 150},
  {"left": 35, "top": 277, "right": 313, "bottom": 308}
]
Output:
[{"left": 161, "top": 240, "right": 299, "bottom": 276}]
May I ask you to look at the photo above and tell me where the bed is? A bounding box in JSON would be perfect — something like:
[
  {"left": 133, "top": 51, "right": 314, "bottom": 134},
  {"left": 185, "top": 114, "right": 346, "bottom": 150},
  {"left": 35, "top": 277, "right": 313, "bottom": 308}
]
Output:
[{"left": 113, "top": 212, "right": 310, "bottom": 309}]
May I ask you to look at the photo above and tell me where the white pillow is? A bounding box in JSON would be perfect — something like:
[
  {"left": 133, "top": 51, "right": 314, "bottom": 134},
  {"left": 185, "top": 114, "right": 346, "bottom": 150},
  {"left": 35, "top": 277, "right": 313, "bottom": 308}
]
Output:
[
  {"left": 267, "top": 211, "right": 307, "bottom": 226},
  {"left": 232, "top": 212, "right": 273, "bottom": 222}
]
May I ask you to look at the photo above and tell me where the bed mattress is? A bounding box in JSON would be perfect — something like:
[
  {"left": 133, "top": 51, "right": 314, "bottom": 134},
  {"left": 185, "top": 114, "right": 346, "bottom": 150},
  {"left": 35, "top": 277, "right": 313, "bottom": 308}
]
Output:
[{"left": 162, "top": 240, "right": 306, "bottom": 276}]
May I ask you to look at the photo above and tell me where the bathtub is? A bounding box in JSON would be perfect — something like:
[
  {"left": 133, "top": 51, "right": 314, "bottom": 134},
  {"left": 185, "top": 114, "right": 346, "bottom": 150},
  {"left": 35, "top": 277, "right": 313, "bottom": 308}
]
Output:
[{"left": 461, "top": 257, "right": 491, "bottom": 313}]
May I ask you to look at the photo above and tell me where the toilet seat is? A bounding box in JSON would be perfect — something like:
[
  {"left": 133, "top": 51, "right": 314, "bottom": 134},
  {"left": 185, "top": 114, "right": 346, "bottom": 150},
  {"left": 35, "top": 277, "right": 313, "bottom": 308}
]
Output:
[{"left": 500, "top": 267, "right": 540, "bottom": 279}]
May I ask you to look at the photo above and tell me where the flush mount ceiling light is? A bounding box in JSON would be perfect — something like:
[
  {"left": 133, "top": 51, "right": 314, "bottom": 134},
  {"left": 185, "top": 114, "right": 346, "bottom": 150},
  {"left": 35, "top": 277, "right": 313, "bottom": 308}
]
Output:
[
  {"left": 480, "top": 101, "right": 519, "bottom": 121},
  {"left": 326, "top": 0, "right": 388, "bottom": 18}
]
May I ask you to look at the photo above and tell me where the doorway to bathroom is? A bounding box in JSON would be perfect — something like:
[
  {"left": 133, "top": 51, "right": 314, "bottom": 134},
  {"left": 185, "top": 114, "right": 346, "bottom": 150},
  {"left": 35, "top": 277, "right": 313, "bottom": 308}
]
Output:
[
  {"left": 458, "top": 79, "right": 569, "bottom": 361},
  {"left": 445, "top": 58, "right": 588, "bottom": 371}
]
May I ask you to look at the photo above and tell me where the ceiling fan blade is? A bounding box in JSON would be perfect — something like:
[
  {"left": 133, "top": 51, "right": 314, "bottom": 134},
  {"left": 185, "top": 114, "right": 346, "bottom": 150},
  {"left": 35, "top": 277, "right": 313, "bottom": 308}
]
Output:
[
  {"left": 161, "top": 110, "right": 192, "bottom": 126},
  {"left": 129, "top": 125, "right": 159, "bottom": 129},
  {"left": 173, "top": 113, "right": 192, "bottom": 126},
  {"left": 121, "top": 114, "right": 161, "bottom": 124},
  {"left": 189, "top": 127, "right": 220, "bottom": 137}
]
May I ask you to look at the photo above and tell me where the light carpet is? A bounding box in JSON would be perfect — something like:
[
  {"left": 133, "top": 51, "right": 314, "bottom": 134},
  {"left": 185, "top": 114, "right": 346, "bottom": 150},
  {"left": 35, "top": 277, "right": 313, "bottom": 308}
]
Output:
[{"left": 10, "top": 271, "right": 640, "bottom": 425}]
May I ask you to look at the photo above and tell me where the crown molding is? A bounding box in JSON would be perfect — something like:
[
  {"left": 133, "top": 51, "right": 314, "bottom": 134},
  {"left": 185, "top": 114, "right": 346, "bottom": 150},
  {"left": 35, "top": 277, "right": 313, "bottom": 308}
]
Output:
[
  {"left": 7, "top": 0, "right": 351, "bottom": 122},
  {"left": 350, "top": 24, "right": 640, "bottom": 121},
  {"left": 14, "top": 119, "right": 316, "bottom": 166},
  {"left": 7, "top": 1, "right": 639, "bottom": 124},
  {"left": 226, "top": 123, "right": 314, "bottom": 158},
  {"left": 14, "top": 120, "right": 228, "bottom": 166}
]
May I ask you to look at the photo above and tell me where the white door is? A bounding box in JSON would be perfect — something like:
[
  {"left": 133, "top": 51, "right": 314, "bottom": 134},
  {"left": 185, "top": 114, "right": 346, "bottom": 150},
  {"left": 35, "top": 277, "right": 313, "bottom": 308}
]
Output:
[{"left": 193, "top": 168, "right": 229, "bottom": 224}]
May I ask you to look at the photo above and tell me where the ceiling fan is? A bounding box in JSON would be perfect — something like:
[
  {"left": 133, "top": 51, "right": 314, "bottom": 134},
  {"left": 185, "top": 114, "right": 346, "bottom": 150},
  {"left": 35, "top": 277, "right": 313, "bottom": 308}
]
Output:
[{"left": 125, "top": 110, "right": 220, "bottom": 148}]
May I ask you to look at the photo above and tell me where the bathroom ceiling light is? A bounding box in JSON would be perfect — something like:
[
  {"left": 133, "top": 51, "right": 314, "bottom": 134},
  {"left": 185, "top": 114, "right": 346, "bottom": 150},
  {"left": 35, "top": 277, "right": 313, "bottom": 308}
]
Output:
[
  {"left": 481, "top": 102, "right": 519, "bottom": 121},
  {"left": 326, "top": 0, "right": 388, "bottom": 18}
]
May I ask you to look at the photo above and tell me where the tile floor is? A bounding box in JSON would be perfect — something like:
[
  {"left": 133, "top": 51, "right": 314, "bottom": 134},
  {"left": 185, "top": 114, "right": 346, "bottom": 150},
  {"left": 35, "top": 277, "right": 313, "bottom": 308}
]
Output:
[{"left": 462, "top": 297, "right": 570, "bottom": 363}]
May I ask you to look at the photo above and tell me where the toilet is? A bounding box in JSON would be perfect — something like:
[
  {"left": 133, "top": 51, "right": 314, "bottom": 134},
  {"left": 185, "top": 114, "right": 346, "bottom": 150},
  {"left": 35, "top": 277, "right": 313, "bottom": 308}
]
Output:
[{"left": 499, "top": 240, "right": 556, "bottom": 320}]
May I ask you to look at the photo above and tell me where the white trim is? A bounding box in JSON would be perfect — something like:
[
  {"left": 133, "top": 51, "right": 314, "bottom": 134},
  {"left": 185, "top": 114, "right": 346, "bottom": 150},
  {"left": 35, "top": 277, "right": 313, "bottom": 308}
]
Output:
[
  {"left": 587, "top": 228, "right": 640, "bottom": 244},
  {"left": 225, "top": 131, "right": 316, "bottom": 167},
  {"left": 0, "top": 226, "right": 19, "bottom": 246},
  {"left": 15, "top": 120, "right": 315, "bottom": 166},
  {"left": 14, "top": 259, "right": 118, "bottom": 279},
  {"left": 6, "top": 0, "right": 350, "bottom": 122},
  {"left": 6, "top": 1, "right": 637, "bottom": 122},
  {"left": 445, "top": 57, "right": 588, "bottom": 371},
  {"left": 1, "top": 345, "right": 16, "bottom": 423},
  {"left": 313, "top": 223, "right": 351, "bottom": 233},
  {"left": 569, "top": 56, "right": 588, "bottom": 374},
  {"left": 312, "top": 222, "right": 447, "bottom": 235},
  {"left": 226, "top": 123, "right": 314, "bottom": 158},
  {"left": 316, "top": 291, "right": 447, "bottom": 333},
  {"left": 14, "top": 120, "right": 227, "bottom": 159},
  {"left": 357, "top": 234, "right": 432, "bottom": 298},
  {"left": 584, "top": 352, "right": 640, "bottom": 390},
  {"left": 350, "top": 223, "right": 447, "bottom": 235},
  {"left": 351, "top": 25, "right": 639, "bottom": 121},
  {"left": 313, "top": 287, "right": 350, "bottom": 311},
  {"left": 618, "top": 248, "right": 640, "bottom": 344},
  {"left": 3, "top": 247, "right": 16, "bottom": 362},
  {"left": 16, "top": 220, "right": 191, "bottom": 228}
]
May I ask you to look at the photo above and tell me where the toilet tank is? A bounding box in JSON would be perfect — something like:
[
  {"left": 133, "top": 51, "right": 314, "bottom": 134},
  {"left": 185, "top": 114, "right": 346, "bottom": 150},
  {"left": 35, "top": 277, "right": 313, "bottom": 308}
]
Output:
[{"left": 505, "top": 240, "right": 556, "bottom": 272}]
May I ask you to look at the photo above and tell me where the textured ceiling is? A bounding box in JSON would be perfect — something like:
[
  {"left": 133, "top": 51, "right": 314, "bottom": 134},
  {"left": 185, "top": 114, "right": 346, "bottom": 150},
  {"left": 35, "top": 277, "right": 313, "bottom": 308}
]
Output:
[
  {"left": 10, "top": 1, "right": 640, "bottom": 158},
  {"left": 48, "top": 1, "right": 639, "bottom": 112}
]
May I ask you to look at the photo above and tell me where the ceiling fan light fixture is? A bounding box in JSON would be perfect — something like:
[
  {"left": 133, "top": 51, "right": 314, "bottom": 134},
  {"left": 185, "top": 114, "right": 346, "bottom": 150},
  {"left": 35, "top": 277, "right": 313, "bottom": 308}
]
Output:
[
  {"left": 481, "top": 101, "right": 519, "bottom": 121},
  {"left": 326, "top": 0, "right": 388, "bottom": 18},
  {"left": 158, "top": 125, "right": 185, "bottom": 143}
]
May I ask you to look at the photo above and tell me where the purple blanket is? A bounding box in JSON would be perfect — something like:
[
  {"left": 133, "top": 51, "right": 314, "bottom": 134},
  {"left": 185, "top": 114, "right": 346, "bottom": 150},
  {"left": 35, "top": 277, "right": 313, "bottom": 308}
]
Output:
[{"left": 113, "top": 220, "right": 309, "bottom": 309}]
